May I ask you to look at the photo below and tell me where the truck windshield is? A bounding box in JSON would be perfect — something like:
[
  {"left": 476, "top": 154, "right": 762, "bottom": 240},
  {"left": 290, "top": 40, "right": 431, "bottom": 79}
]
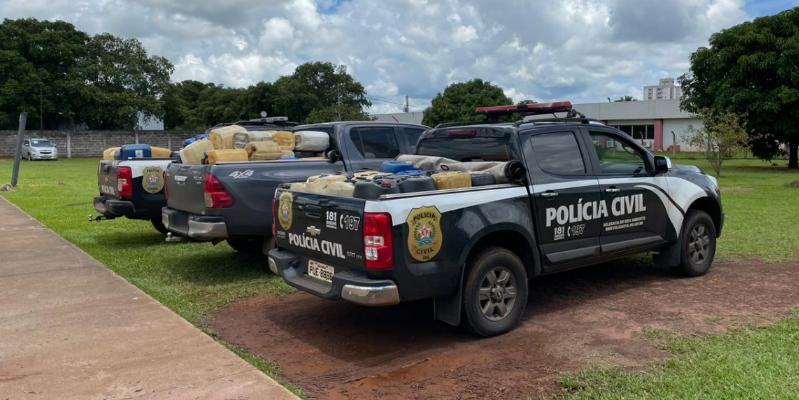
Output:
[{"left": 31, "top": 140, "right": 53, "bottom": 147}]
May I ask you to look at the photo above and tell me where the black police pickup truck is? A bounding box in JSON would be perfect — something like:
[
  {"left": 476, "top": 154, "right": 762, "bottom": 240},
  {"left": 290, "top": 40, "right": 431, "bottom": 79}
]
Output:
[
  {"left": 269, "top": 102, "right": 723, "bottom": 337},
  {"left": 162, "top": 121, "right": 428, "bottom": 254}
]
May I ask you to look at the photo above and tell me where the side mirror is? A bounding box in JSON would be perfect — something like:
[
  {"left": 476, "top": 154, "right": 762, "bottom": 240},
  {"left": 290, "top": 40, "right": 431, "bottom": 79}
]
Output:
[
  {"left": 654, "top": 155, "right": 672, "bottom": 174},
  {"left": 326, "top": 149, "right": 342, "bottom": 163}
]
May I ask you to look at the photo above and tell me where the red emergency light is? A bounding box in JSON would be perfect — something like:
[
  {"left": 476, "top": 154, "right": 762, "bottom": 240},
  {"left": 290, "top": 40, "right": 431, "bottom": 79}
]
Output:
[{"left": 475, "top": 101, "right": 573, "bottom": 116}]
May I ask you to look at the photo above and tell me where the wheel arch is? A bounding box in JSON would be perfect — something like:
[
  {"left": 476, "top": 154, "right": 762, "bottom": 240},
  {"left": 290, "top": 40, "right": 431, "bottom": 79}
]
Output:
[
  {"left": 686, "top": 196, "right": 722, "bottom": 237},
  {"left": 461, "top": 225, "right": 540, "bottom": 278}
]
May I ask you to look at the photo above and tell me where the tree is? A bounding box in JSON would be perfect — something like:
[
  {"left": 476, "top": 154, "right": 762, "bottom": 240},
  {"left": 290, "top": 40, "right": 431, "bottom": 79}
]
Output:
[
  {"left": 271, "top": 62, "right": 370, "bottom": 123},
  {"left": 680, "top": 8, "right": 799, "bottom": 169},
  {"left": 687, "top": 110, "right": 748, "bottom": 176},
  {"left": 79, "top": 33, "right": 173, "bottom": 129},
  {"left": 0, "top": 19, "right": 173, "bottom": 130},
  {"left": 305, "top": 104, "right": 373, "bottom": 123},
  {"left": 0, "top": 18, "right": 88, "bottom": 129},
  {"left": 422, "top": 79, "right": 512, "bottom": 127}
]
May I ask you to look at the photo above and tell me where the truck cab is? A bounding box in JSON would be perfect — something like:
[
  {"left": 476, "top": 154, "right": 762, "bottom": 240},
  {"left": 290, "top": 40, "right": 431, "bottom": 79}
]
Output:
[{"left": 269, "top": 102, "right": 723, "bottom": 337}]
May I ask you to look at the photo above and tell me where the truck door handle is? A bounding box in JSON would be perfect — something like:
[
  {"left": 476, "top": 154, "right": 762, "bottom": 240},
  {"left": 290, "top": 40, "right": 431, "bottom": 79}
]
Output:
[
  {"left": 605, "top": 187, "right": 621, "bottom": 193},
  {"left": 540, "top": 191, "right": 558, "bottom": 198}
]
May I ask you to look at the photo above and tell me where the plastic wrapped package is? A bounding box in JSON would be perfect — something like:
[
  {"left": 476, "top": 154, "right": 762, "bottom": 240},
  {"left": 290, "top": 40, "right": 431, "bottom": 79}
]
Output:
[
  {"left": 399, "top": 176, "right": 437, "bottom": 193},
  {"left": 103, "top": 147, "right": 121, "bottom": 160},
  {"left": 118, "top": 144, "right": 152, "bottom": 159},
  {"left": 432, "top": 171, "right": 472, "bottom": 190},
  {"left": 293, "top": 130, "right": 330, "bottom": 151},
  {"left": 326, "top": 181, "right": 355, "bottom": 197},
  {"left": 353, "top": 170, "right": 381, "bottom": 180},
  {"left": 245, "top": 141, "right": 281, "bottom": 160},
  {"left": 206, "top": 149, "right": 248, "bottom": 164},
  {"left": 179, "top": 139, "right": 215, "bottom": 165},
  {"left": 233, "top": 131, "right": 250, "bottom": 149},
  {"left": 469, "top": 172, "right": 497, "bottom": 186},
  {"left": 151, "top": 146, "right": 172, "bottom": 158},
  {"left": 209, "top": 125, "right": 247, "bottom": 149},
  {"left": 271, "top": 131, "right": 295, "bottom": 148},
  {"left": 307, "top": 174, "right": 348, "bottom": 194},
  {"left": 353, "top": 178, "right": 400, "bottom": 199},
  {"left": 247, "top": 131, "right": 274, "bottom": 142},
  {"left": 381, "top": 160, "right": 416, "bottom": 173},
  {"left": 289, "top": 182, "right": 309, "bottom": 192}
]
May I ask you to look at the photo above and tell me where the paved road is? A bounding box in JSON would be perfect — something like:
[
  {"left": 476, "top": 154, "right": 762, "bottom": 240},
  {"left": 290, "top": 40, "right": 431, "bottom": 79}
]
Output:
[{"left": 0, "top": 197, "right": 297, "bottom": 400}]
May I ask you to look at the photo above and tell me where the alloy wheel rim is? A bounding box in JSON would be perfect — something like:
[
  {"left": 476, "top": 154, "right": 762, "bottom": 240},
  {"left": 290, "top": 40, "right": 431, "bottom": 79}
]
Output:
[
  {"left": 477, "top": 266, "right": 517, "bottom": 321},
  {"left": 688, "top": 224, "right": 710, "bottom": 265}
]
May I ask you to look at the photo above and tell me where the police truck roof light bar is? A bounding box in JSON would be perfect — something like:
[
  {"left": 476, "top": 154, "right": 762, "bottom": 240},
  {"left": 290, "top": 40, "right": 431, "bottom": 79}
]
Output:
[{"left": 475, "top": 101, "right": 574, "bottom": 117}]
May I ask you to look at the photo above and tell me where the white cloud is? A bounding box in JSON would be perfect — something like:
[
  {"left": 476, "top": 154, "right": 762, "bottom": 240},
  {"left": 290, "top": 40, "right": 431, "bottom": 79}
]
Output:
[
  {"left": 1, "top": 0, "right": 759, "bottom": 109},
  {"left": 451, "top": 25, "right": 478, "bottom": 44}
]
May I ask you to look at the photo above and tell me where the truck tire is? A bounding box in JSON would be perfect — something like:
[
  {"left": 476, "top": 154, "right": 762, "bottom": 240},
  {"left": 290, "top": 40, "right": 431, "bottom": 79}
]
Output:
[
  {"left": 676, "top": 210, "right": 717, "bottom": 277},
  {"left": 226, "top": 236, "right": 264, "bottom": 254},
  {"left": 462, "top": 247, "right": 528, "bottom": 337},
  {"left": 150, "top": 217, "right": 168, "bottom": 235}
]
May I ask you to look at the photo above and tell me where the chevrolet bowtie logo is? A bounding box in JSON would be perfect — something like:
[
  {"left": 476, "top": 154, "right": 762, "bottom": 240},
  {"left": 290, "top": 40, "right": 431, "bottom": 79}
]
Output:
[{"left": 305, "top": 225, "right": 321, "bottom": 237}]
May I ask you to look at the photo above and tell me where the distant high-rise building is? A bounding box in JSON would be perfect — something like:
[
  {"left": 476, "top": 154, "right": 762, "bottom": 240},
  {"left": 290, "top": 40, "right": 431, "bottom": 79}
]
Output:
[{"left": 643, "top": 78, "right": 683, "bottom": 101}]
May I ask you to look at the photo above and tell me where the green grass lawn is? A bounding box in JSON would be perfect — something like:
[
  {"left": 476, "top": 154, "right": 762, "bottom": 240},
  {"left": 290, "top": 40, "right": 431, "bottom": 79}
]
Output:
[
  {"left": 560, "top": 310, "right": 799, "bottom": 400},
  {"left": 1, "top": 156, "right": 798, "bottom": 399}
]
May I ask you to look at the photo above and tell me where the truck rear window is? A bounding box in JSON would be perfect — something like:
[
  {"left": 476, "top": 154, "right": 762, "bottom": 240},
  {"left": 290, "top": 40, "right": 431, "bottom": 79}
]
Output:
[{"left": 416, "top": 136, "right": 512, "bottom": 162}]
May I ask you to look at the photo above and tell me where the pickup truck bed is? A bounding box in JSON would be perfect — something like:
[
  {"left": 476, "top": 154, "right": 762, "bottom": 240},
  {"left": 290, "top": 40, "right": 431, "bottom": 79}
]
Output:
[{"left": 162, "top": 121, "right": 428, "bottom": 254}]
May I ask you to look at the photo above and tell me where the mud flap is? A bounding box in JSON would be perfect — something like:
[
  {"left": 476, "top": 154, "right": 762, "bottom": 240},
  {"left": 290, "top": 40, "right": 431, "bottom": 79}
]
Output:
[
  {"left": 652, "top": 240, "right": 681, "bottom": 269},
  {"left": 433, "top": 267, "right": 465, "bottom": 326}
]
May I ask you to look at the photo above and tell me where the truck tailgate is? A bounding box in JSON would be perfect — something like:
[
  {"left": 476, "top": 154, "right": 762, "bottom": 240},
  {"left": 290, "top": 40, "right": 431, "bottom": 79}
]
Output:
[
  {"left": 165, "top": 163, "right": 208, "bottom": 214},
  {"left": 97, "top": 160, "right": 120, "bottom": 198},
  {"left": 274, "top": 189, "right": 366, "bottom": 270}
]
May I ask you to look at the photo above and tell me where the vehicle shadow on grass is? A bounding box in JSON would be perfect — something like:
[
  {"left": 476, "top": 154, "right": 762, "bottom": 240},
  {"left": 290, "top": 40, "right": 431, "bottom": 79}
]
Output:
[
  {"left": 164, "top": 250, "right": 272, "bottom": 286},
  {"left": 94, "top": 230, "right": 168, "bottom": 248}
]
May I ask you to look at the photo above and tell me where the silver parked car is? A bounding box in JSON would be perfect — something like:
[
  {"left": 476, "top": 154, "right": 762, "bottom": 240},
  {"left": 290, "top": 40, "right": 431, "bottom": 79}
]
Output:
[{"left": 23, "top": 138, "right": 58, "bottom": 160}]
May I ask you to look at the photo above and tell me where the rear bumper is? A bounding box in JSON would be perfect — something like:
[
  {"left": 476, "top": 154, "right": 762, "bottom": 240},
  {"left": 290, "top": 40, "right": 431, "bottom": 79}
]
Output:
[
  {"left": 269, "top": 248, "right": 399, "bottom": 306},
  {"left": 161, "top": 207, "right": 228, "bottom": 241},
  {"left": 94, "top": 196, "right": 136, "bottom": 219}
]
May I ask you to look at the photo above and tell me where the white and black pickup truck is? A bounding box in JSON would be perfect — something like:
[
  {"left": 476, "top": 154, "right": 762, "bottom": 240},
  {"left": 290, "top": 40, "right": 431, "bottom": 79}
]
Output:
[
  {"left": 269, "top": 102, "right": 724, "bottom": 337},
  {"left": 95, "top": 156, "right": 174, "bottom": 233}
]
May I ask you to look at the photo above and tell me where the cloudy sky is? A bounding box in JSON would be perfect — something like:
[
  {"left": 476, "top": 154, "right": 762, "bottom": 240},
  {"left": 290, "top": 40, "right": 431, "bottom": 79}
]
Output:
[{"left": 2, "top": 0, "right": 797, "bottom": 113}]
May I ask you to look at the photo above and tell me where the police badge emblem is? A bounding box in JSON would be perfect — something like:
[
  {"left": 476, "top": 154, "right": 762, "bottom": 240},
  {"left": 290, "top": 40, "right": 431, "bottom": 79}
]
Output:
[
  {"left": 141, "top": 166, "right": 164, "bottom": 194},
  {"left": 278, "top": 191, "right": 293, "bottom": 231},
  {"left": 406, "top": 206, "right": 443, "bottom": 262}
]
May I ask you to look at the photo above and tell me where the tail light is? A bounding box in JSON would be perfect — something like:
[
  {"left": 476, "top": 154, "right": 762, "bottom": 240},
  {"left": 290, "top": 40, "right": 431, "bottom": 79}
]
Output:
[
  {"left": 271, "top": 198, "right": 277, "bottom": 236},
  {"left": 364, "top": 212, "right": 393, "bottom": 270},
  {"left": 203, "top": 173, "right": 234, "bottom": 208},
  {"left": 117, "top": 166, "right": 132, "bottom": 198},
  {"left": 163, "top": 171, "right": 169, "bottom": 199}
]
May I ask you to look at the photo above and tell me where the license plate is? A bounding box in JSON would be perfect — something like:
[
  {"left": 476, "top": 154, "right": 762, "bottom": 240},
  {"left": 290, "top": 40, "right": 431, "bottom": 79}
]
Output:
[{"left": 307, "top": 260, "right": 334, "bottom": 283}]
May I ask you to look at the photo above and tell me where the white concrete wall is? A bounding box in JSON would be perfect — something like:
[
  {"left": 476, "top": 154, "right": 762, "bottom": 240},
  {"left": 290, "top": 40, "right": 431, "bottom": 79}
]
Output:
[
  {"left": 574, "top": 99, "right": 693, "bottom": 120},
  {"left": 664, "top": 118, "right": 703, "bottom": 151}
]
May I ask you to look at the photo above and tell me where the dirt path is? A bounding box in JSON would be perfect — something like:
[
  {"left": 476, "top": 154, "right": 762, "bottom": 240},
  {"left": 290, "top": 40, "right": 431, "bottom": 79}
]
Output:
[{"left": 208, "top": 261, "right": 799, "bottom": 399}]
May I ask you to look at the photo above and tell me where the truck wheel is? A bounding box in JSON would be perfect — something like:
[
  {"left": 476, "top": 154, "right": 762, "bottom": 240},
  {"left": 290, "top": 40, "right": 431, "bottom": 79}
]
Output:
[
  {"left": 150, "top": 217, "right": 168, "bottom": 235},
  {"left": 226, "top": 236, "right": 264, "bottom": 254},
  {"left": 676, "top": 210, "right": 717, "bottom": 277},
  {"left": 462, "top": 247, "right": 528, "bottom": 337}
]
